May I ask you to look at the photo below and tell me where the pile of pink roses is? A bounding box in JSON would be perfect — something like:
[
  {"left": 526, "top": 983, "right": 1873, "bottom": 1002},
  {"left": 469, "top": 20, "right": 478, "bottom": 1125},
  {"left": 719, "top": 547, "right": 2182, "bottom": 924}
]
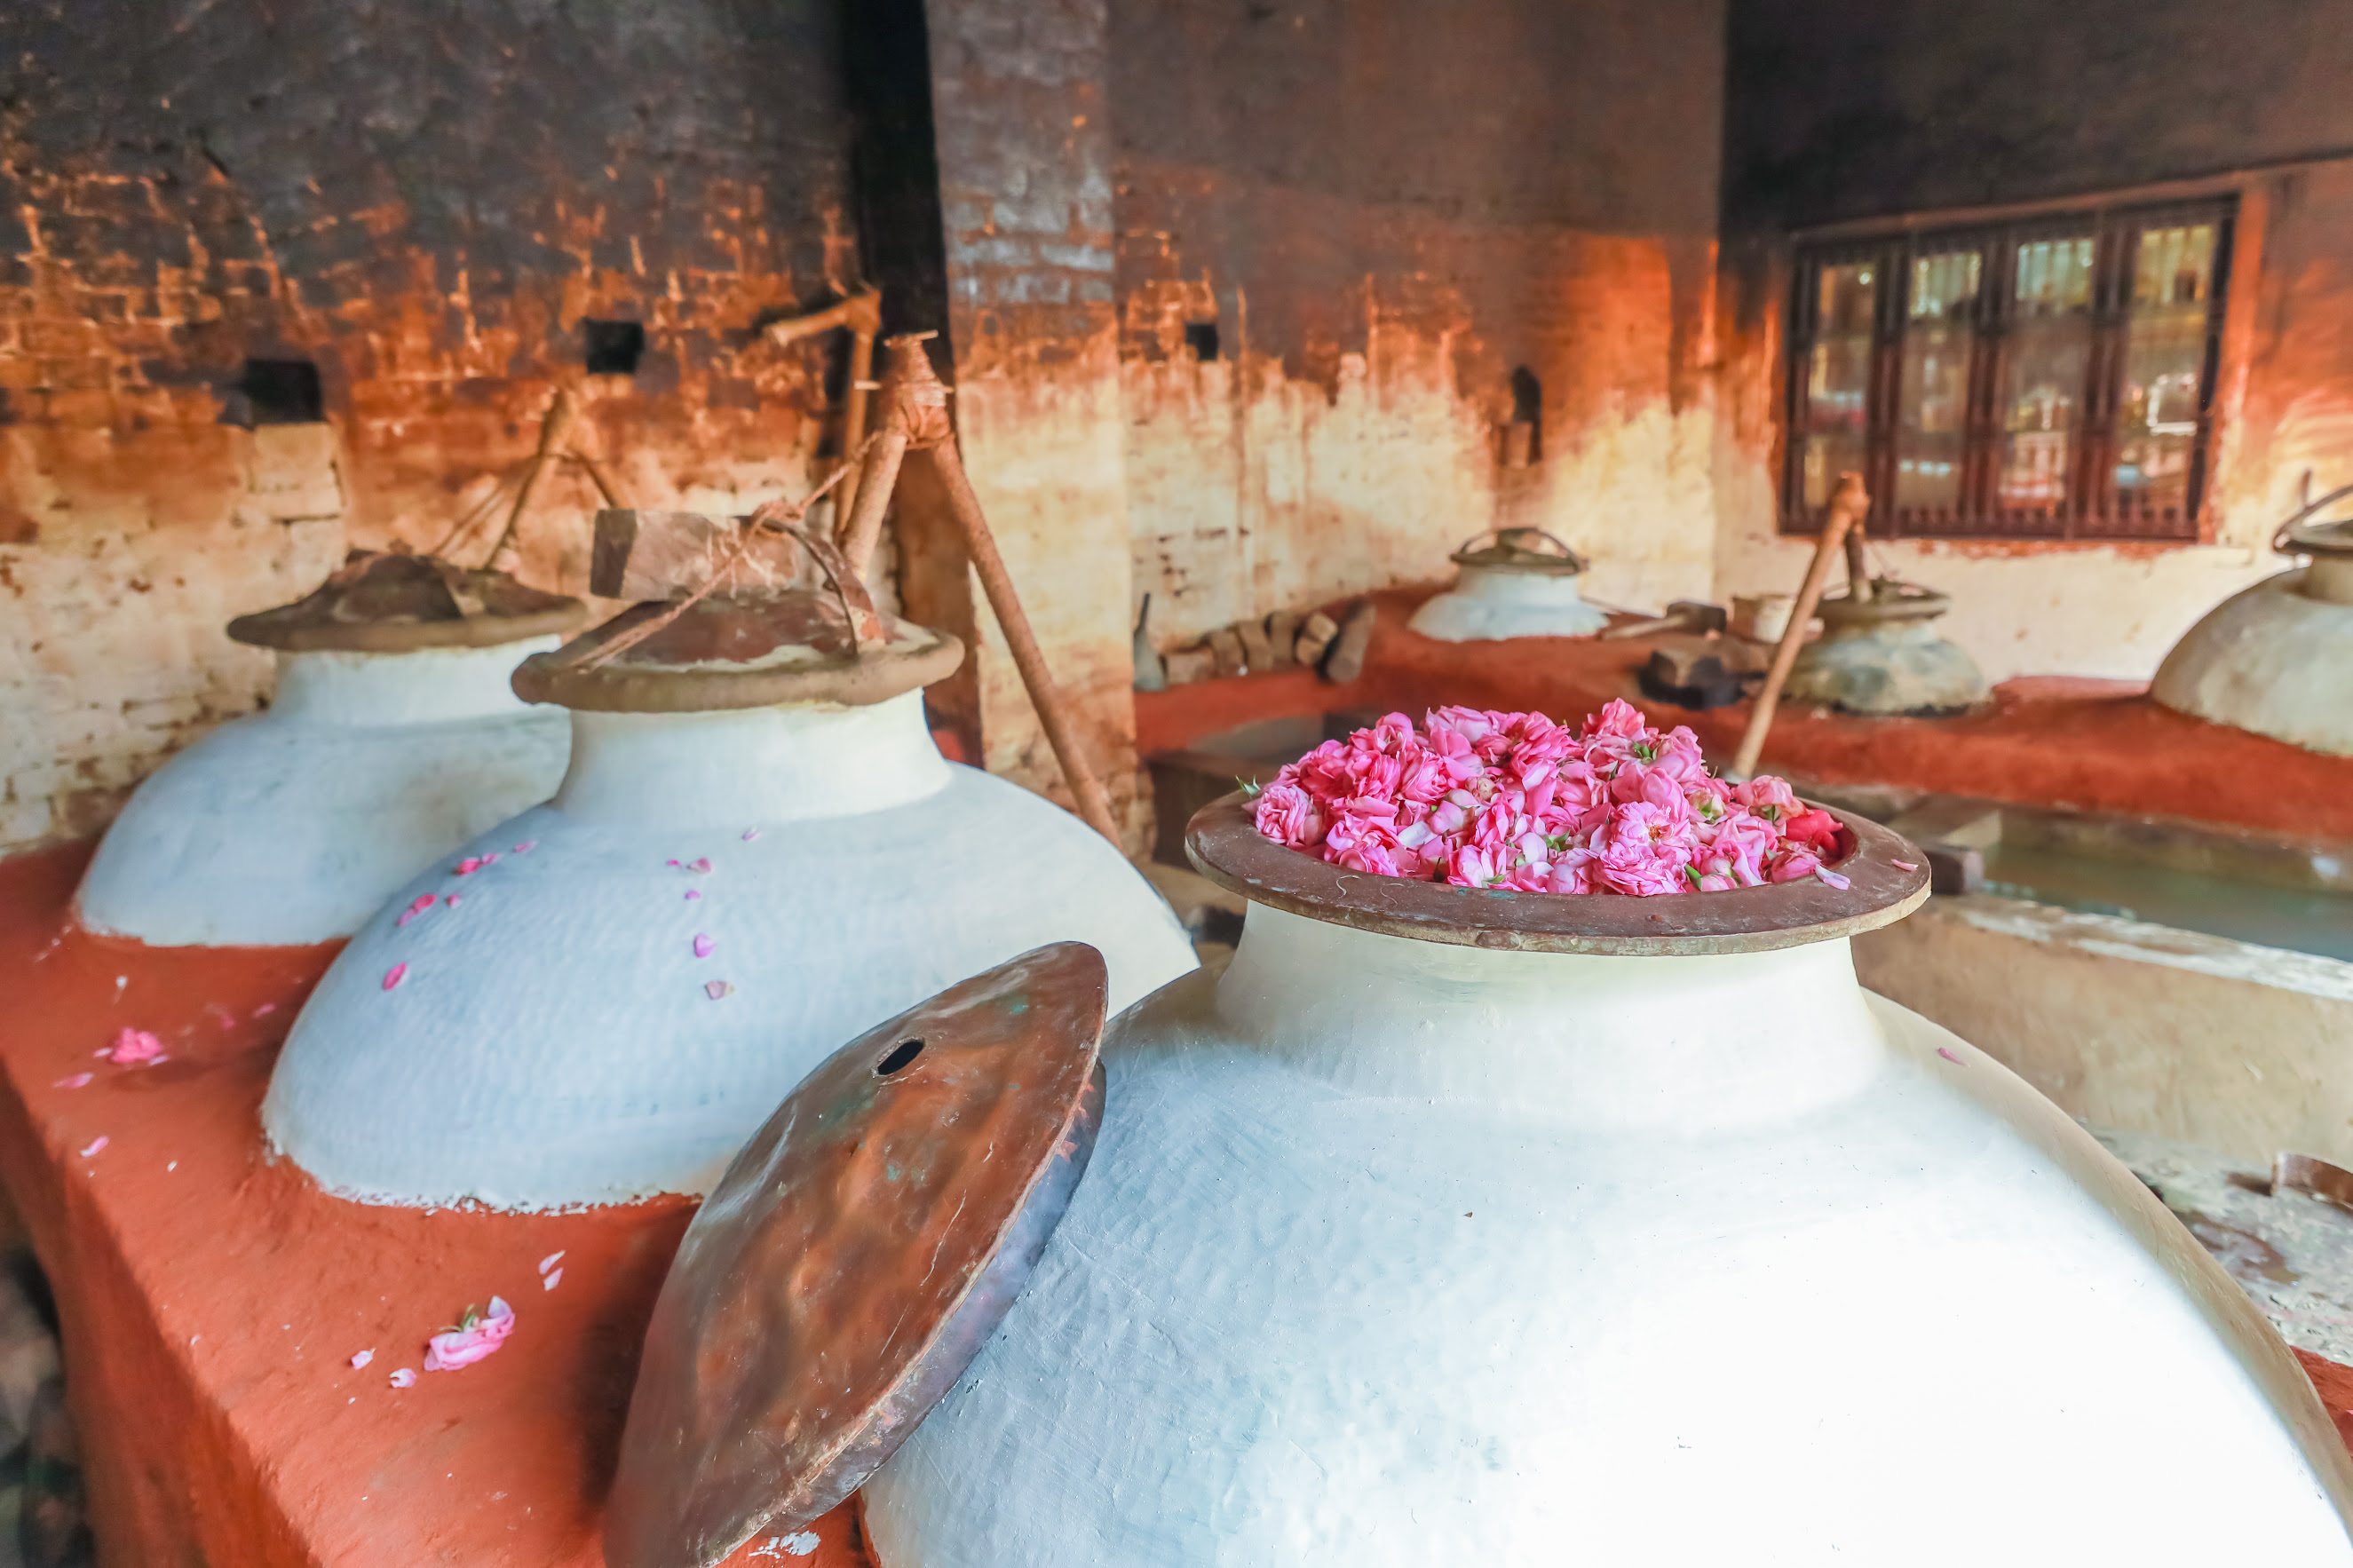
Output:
[{"left": 1252, "top": 699, "right": 1852, "bottom": 896}]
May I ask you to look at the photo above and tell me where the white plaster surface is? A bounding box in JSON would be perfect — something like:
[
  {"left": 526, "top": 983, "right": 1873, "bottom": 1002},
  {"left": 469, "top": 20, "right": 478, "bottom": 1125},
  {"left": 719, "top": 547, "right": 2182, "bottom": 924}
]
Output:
[
  {"left": 1404, "top": 565, "right": 1610, "bottom": 641},
  {"left": 260, "top": 692, "right": 1197, "bottom": 1209},
  {"left": 1855, "top": 892, "right": 2353, "bottom": 1167},
  {"left": 2151, "top": 568, "right": 2353, "bottom": 754},
  {"left": 73, "top": 641, "right": 569, "bottom": 947},
  {"left": 867, "top": 903, "right": 2353, "bottom": 1564}
]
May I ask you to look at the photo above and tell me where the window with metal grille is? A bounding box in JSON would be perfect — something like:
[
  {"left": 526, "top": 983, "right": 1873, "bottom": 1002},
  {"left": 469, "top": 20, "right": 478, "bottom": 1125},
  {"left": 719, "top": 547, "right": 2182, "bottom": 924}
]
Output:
[{"left": 1784, "top": 199, "right": 2234, "bottom": 541}]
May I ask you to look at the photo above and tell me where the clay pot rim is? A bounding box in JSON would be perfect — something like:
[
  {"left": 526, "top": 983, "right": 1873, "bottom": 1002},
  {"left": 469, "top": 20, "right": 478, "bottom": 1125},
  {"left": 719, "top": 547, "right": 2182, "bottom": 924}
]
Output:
[
  {"left": 1184, "top": 793, "right": 1929, "bottom": 956},
  {"left": 1815, "top": 585, "right": 1953, "bottom": 628}
]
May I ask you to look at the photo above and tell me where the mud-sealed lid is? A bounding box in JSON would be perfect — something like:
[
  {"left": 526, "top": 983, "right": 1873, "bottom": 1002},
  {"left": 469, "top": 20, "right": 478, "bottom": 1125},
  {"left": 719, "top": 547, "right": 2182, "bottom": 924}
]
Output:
[
  {"left": 604, "top": 944, "right": 1110, "bottom": 1568},
  {"left": 1448, "top": 527, "right": 1591, "bottom": 577},
  {"left": 2283, "top": 516, "right": 2353, "bottom": 558},
  {"left": 226, "top": 550, "right": 586, "bottom": 652},
  {"left": 1815, "top": 578, "right": 1953, "bottom": 628},
  {"left": 511, "top": 507, "right": 963, "bottom": 712}
]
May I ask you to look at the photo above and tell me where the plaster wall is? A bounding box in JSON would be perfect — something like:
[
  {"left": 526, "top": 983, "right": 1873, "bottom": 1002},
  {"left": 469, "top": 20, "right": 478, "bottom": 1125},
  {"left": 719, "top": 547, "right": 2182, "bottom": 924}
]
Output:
[
  {"left": 1114, "top": 0, "right": 1730, "bottom": 650},
  {"left": 1855, "top": 895, "right": 2353, "bottom": 1168},
  {"left": 1717, "top": 1, "right": 2353, "bottom": 682},
  {"left": 0, "top": 0, "right": 859, "bottom": 855}
]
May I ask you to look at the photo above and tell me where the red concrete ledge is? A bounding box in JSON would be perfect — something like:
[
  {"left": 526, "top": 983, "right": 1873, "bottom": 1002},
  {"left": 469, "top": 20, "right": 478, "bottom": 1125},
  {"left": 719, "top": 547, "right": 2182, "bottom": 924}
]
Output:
[
  {"left": 0, "top": 843, "right": 870, "bottom": 1568},
  {"left": 1138, "top": 588, "right": 2353, "bottom": 844}
]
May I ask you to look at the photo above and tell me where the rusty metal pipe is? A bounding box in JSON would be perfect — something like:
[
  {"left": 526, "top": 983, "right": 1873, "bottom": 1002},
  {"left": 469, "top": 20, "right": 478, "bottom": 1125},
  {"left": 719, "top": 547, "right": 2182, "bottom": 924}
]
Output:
[
  {"left": 764, "top": 287, "right": 883, "bottom": 550},
  {"left": 1730, "top": 472, "right": 1869, "bottom": 781},
  {"left": 837, "top": 427, "right": 907, "bottom": 578}
]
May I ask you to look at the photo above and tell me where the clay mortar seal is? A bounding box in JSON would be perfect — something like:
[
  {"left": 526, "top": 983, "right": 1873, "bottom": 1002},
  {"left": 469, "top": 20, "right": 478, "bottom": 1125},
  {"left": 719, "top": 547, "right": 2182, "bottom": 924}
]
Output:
[
  {"left": 1185, "top": 792, "right": 1929, "bottom": 957},
  {"left": 227, "top": 550, "right": 587, "bottom": 653}
]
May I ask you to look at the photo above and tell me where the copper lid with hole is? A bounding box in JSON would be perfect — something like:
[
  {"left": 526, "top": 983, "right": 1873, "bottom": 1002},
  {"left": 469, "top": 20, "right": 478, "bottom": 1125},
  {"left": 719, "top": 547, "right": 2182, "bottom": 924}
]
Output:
[
  {"left": 604, "top": 943, "right": 1110, "bottom": 1568},
  {"left": 1186, "top": 793, "right": 1929, "bottom": 956},
  {"left": 510, "top": 594, "right": 963, "bottom": 712},
  {"left": 1447, "top": 527, "right": 1591, "bottom": 577},
  {"left": 225, "top": 550, "right": 586, "bottom": 653}
]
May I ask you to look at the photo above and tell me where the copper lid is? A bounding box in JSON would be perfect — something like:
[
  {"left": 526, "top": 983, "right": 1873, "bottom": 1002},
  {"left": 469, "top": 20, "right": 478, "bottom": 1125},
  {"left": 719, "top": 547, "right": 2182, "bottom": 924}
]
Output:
[
  {"left": 1186, "top": 793, "right": 1928, "bottom": 956},
  {"left": 1816, "top": 579, "right": 1953, "bottom": 629},
  {"left": 226, "top": 550, "right": 586, "bottom": 653},
  {"left": 1447, "top": 527, "right": 1591, "bottom": 577},
  {"left": 511, "top": 594, "right": 963, "bottom": 712},
  {"left": 604, "top": 943, "right": 1111, "bottom": 1568}
]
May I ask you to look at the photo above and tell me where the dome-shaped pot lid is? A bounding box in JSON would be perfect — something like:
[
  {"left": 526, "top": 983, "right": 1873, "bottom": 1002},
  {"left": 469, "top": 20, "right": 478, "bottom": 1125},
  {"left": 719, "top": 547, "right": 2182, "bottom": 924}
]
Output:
[
  {"left": 227, "top": 549, "right": 587, "bottom": 652},
  {"left": 1447, "top": 527, "right": 1591, "bottom": 577},
  {"left": 1815, "top": 577, "right": 1956, "bottom": 629},
  {"left": 511, "top": 506, "right": 964, "bottom": 712},
  {"left": 1186, "top": 792, "right": 1929, "bottom": 955},
  {"left": 605, "top": 943, "right": 1110, "bottom": 1568}
]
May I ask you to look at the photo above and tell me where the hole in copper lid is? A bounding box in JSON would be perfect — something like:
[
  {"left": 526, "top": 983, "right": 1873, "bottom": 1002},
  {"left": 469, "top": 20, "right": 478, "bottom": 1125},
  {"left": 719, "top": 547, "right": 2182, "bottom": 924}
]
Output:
[{"left": 875, "top": 1039, "right": 924, "bottom": 1077}]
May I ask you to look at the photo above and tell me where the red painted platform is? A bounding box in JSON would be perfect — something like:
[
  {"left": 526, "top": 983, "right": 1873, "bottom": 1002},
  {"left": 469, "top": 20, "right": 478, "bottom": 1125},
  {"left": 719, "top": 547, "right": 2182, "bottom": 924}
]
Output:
[
  {"left": 1140, "top": 588, "right": 2353, "bottom": 844},
  {"left": 0, "top": 842, "right": 872, "bottom": 1568}
]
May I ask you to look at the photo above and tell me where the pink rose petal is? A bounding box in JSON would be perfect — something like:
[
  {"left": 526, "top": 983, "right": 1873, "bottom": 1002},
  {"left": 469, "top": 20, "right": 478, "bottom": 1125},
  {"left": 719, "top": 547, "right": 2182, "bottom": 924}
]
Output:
[
  {"left": 383, "top": 962, "right": 408, "bottom": 992},
  {"left": 693, "top": 934, "right": 715, "bottom": 959},
  {"left": 741, "top": 828, "right": 761, "bottom": 841},
  {"left": 456, "top": 857, "right": 484, "bottom": 875},
  {"left": 253, "top": 1002, "right": 276, "bottom": 1018},
  {"left": 389, "top": 1367, "right": 416, "bottom": 1389},
  {"left": 445, "top": 893, "right": 462, "bottom": 908},
  {"left": 666, "top": 859, "right": 680, "bottom": 867},
  {"left": 53, "top": 1073, "right": 91, "bottom": 1090},
  {"left": 350, "top": 1349, "right": 374, "bottom": 1370},
  {"left": 106, "top": 1027, "right": 163, "bottom": 1065},
  {"left": 684, "top": 890, "right": 701, "bottom": 901},
  {"left": 1814, "top": 868, "right": 1851, "bottom": 891},
  {"left": 1937, "top": 1047, "right": 1961, "bottom": 1064},
  {"left": 543, "top": 1268, "right": 563, "bottom": 1292},
  {"left": 513, "top": 840, "right": 537, "bottom": 853},
  {"left": 1891, "top": 859, "right": 1920, "bottom": 873},
  {"left": 705, "top": 979, "right": 734, "bottom": 1001},
  {"left": 689, "top": 858, "right": 712, "bottom": 874},
  {"left": 79, "top": 1136, "right": 107, "bottom": 1158},
  {"left": 537, "top": 1250, "right": 565, "bottom": 1275},
  {"left": 424, "top": 1296, "right": 515, "bottom": 1372}
]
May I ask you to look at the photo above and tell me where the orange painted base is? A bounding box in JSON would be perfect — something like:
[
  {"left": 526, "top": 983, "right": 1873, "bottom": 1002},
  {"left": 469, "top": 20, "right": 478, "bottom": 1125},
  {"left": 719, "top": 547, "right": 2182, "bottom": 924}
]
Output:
[
  {"left": 1138, "top": 589, "right": 2353, "bottom": 843},
  {"left": 0, "top": 842, "right": 871, "bottom": 1568}
]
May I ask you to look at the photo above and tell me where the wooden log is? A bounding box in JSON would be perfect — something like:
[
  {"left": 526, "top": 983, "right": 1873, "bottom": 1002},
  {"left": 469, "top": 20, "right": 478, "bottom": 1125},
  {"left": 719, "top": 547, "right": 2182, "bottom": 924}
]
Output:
[{"left": 1730, "top": 473, "right": 1869, "bottom": 780}]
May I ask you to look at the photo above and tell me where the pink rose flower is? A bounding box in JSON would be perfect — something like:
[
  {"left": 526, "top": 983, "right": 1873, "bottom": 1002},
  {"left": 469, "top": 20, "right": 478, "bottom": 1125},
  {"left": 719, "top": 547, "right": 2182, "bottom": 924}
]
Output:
[
  {"left": 1253, "top": 780, "right": 1327, "bottom": 849},
  {"left": 1732, "top": 776, "right": 1802, "bottom": 821},
  {"left": 423, "top": 1297, "right": 514, "bottom": 1372}
]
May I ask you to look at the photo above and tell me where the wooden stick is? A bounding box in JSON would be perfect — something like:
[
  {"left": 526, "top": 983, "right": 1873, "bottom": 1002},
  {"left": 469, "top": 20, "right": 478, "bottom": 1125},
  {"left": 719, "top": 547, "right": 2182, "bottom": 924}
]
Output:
[
  {"left": 1730, "top": 472, "right": 1870, "bottom": 781},
  {"left": 763, "top": 286, "right": 883, "bottom": 550},
  {"left": 483, "top": 388, "right": 578, "bottom": 568},
  {"left": 926, "top": 437, "right": 1124, "bottom": 847}
]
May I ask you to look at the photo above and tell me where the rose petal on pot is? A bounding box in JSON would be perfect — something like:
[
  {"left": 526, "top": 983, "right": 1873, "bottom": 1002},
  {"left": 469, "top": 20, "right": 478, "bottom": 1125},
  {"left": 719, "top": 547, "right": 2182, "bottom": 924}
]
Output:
[
  {"left": 1891, "top": 859, "right": 1919, "bottom": 872},
  {"left": 689, "top": 858, "right": 712, "bottom": 874},
  {"left": 693, "top": 934, "right": 715, "bottom": 959},
  {"left": 79, "top": 1136, "right": 107, "bottom": 1158},
  {"left": 53, "top": 1073, "right": 91, "bottom": 1090},
  {"left": 684, "top": 890, "right": 701, "bottom": 900},
  {"left": 389, "top": 1367, "right": 416, "bottom": 1389},
  {"left": 542, "top": 1268, "right": 563, "bottom": 1292},
  {"left": 705, "top": 979, "right": 734, "bottom": 1001},
  {"left": 538, "top": 1250, "right": 565, "bottom": 1275},
  {"left": 350, "top": 1349, "right": 374, "bottom": 1370},
  {"left": 383, "top": 962, "right": 408, "bottom": 991},
  {"left": 513, "top": 840, "right": 537, "bottom": 853},
  {"left": 1937, "top": 1047, "right": 1961, "bottom": 1064},
  {"left": 741, "top": 828, "right": 761, "bottom": 841}
]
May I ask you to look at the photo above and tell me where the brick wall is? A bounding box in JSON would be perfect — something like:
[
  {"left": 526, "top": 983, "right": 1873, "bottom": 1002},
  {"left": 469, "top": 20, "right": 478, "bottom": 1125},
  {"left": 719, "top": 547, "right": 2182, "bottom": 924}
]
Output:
[{"left": 0, "top": 0, "right": 859, "bottom": 853}]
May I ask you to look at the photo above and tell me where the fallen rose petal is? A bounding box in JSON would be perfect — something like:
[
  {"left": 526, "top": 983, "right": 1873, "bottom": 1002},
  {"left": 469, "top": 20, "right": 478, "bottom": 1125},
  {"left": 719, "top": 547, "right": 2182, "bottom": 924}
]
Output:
[
  {"left": 383, "top": 962, "right": 408, "bottom": 991},
  {"left": 1815, "top": 868, "right": 1852, "bottom": 891},
  {"left": 424, "top": 1296, "right": 515, "bottom": 1372},
  {"left": 456, "top": 857, "right": 483, "bottom": 875},
  {"left": 684, "top": 890, "right": 701, "bottom": 900},
  {"left": 666, "top": 859, "right": 680, "bottom": 867},
  {"left": 445, "top": 893, "right": 462, "bottom": 907},
  {"left": 741, "top": 828, "right": 761, "bottom": 841},
  {"left": 350, "top": 1349, "right": 374, "bottom": 1370},
  {"left": 389, "top": 1367, "right": 416, "bottom": 1389},
  {"left": 106, "top": 1027, "right": 164, "bottom": 1064},
  {"left": 1937, "top": 1047, "right": 1961, "bottom": 1064},
  {"left": 543, "top": 1268, "right": 563, "bottom": 1291},
  {"left": 705, "top": 979, "right": 734, "bottom": 1001},
  {"left": 693, "top": 933, "right": 715, "bottom": 958},
  {"left": 513, "top": 840, "right": 537, "bottom": 853},
  {"left": 538, "top": 1250, "right": 565, "bottom": 1275},
  {"left": 53, "top": 1073, "right": 91, "bottom": 1089},
  {"left": 253, "top": 1002, "right": 276, "bottom": 1018},
  {"left": 408, "top": 893, "right": 435, "bottom": 915},
  {"left": 79, "top": 1136, "right": 107, "bottom": 1158},
  {"left": 1891, "top": 859, "right": 1920, "bottom": 872},
  {"left": 689, "top": 857, "right": 712, "bottom": 874}
]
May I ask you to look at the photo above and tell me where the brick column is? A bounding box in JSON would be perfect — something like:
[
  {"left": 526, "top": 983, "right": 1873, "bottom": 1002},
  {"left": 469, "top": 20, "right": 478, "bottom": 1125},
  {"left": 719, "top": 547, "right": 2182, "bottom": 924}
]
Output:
[{"left": 922, "top": 0, "right": 1142, "bottom": 842}]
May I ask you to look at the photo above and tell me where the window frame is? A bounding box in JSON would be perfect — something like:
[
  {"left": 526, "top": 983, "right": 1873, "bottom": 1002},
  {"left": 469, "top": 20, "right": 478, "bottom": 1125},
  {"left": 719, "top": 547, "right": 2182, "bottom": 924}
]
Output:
[{"left": 1781, "top": 196, "right": 2236, "bottom": 542}]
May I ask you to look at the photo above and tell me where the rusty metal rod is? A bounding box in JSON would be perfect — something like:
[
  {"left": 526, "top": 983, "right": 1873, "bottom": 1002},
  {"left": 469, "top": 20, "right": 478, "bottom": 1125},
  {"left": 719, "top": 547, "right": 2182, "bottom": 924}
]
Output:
[
  {"left": 836, "top": 427, "right": 908, "bottom": 577},
  {"left": 923, "top": 438, "right": 1124, "bottom": 847},
  {"left": 1730, "top": 472, "right": 1870, "bottom": 781},
  {"left": 764, "top": 286, "right": 883, "bottom": 551}
]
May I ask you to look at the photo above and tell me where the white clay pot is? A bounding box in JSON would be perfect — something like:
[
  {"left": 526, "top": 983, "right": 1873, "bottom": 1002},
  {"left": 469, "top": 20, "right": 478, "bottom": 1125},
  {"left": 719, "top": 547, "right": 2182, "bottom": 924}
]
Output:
[
  {"left": 863, "top": 797, "right": 2353, "bottom": 1564},
  {"left": 261, "top": 690, "right": 1198, "bottom": 1209},
  {"left": 2153, "top": 566, "right": 2353, "bottom": 756},
  {"left": 1407, "top": 563, "right": 1610, "bottom": 642},
  {"left": 75, "top": 641, "right": 571, "bottom": 946}
]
